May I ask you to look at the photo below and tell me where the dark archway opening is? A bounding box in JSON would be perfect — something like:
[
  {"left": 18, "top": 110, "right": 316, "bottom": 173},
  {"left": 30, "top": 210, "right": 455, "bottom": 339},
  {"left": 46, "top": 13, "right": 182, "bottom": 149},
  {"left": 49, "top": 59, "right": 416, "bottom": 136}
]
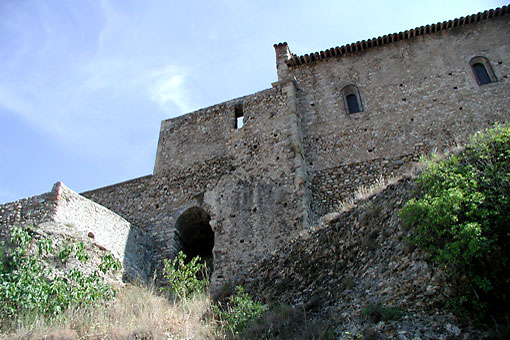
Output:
[{"left": 175, "top": 207, "right": 214, "bottom": 275}]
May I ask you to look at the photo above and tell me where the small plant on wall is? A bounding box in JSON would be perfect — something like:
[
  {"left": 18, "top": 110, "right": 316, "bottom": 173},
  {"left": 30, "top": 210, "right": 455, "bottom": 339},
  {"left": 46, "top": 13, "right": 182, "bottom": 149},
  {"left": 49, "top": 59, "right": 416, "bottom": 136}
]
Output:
[{"left": 161, "top": 250, "right": 208, "bottom": 300}]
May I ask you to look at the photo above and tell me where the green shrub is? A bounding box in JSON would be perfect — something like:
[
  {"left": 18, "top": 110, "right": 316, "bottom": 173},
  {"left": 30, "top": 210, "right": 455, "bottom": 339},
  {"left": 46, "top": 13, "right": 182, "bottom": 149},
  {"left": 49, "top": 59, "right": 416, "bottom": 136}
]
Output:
[
  {"left": 0, "top": 226, "right": 120, "bottom": 328},
  {"left": 161, "top": 251, "right": 208, "bottom": 300},
  {"left": 213, "top": 286, "right": 267, "bottom": 337},
  {"left": 160, "top": 252, "right": 267, "bottom": 336},
  {"left": 400, "top": 123, "right": 510, "bottom": 319}
]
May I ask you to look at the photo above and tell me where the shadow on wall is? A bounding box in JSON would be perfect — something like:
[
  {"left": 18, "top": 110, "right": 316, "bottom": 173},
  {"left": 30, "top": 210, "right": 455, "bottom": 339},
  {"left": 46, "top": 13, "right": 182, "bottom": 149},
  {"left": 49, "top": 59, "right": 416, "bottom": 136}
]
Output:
[{"left": 122, "top": 224, "right": 154, "bottom": 283}]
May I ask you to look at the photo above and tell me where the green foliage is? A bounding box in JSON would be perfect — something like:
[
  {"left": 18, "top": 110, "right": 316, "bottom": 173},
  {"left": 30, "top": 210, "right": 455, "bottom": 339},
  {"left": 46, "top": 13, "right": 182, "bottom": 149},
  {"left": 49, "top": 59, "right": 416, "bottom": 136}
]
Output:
[
  {"left": 160, "top": 252, "right": 267, "bottom": 337},
  {"left": 213, "top": 286, "right": 267, "bottom": 337},
  {"left": 99, "top": 253, "right": 122, "bottom": 274},
  {"left": 400, "top": 123, "right": 510, "bottom": 318},
  {"left": 0, "top": 226, "right": 121, "bottom": 327},
  {"left": 57, "top": 241, "right": 74, "bottom": 262},
  {"left": 161, "top": 251, "right": 207, "bottom": 299},
  {"left": 75, "top": 241, "right": 89, "bottom": 263}
]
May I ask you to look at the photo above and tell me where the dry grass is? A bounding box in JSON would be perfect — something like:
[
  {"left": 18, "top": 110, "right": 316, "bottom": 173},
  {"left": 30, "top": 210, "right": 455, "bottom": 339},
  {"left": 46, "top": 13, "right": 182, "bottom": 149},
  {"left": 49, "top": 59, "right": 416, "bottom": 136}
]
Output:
[
  {"left": 321, "top": 146, "right": 468, "bottom": 226},
  {"left": 2, "top": 284, "right": 221, "bottom": 340},
  {"left": 321, "top": 175, "right": 401, "bottom": 226},
  {"left": 332, "top": 145, "right": 468, "bottom": 216},
  {"left": 340, "top": 175, "right": 399, "bottom": 211}
]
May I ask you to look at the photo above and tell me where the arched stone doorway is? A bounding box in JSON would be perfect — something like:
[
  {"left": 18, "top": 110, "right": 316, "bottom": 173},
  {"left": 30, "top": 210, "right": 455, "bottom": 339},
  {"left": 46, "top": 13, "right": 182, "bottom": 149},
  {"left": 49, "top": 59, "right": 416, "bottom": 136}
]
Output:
[{"left": 174, "top": 207, "right": 214, "bottom": 274}]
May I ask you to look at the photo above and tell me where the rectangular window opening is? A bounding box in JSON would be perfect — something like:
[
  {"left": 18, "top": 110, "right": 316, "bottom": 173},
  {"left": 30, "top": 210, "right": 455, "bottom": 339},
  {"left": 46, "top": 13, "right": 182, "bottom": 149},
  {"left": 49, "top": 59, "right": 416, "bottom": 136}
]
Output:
[{"left": 235, "top": 103, "right": 244, "bottom": 129}]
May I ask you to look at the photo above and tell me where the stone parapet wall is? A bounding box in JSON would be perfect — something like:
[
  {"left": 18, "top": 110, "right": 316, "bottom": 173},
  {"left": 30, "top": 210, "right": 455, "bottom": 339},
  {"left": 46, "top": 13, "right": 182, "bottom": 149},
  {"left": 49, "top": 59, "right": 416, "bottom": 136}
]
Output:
[
  {"left": 1, "top": 182, "right": 150, "bottom": 282},
  {"left": 154, "top": 88, "right": 277, "bottom": 175},
  {"left": 81, "top": 175, "right": 155, "bottom": 230},
  {"left": 52, "top": 183, "right": 151, "bottom": 281},
  {"left": 0, "top": 190, "right": 58, "bottom": 241},
  {"left": 82, "top": 155, "right": 234, "bottom": 232}
]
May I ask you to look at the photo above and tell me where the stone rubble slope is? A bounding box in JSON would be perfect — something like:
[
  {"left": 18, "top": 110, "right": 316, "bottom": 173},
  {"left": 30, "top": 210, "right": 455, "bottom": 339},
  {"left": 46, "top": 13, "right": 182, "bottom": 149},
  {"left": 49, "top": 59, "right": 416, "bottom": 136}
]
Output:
[{"left": 242, "top": 177, "right": 489, "bottom": 339}]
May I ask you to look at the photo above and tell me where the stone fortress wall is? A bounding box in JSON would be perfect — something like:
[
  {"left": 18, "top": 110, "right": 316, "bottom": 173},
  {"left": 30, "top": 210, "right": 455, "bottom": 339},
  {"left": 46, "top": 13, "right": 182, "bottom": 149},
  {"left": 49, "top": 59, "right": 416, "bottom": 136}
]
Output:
[
  {"left": 2, "top": 6, "right": 509, "bottom": 292},
  {"left": 84, "top": 5, "right": 510, "bottom": 290},
  {"left": 83, "top": 84, "right": 311, "bottom": 289}
]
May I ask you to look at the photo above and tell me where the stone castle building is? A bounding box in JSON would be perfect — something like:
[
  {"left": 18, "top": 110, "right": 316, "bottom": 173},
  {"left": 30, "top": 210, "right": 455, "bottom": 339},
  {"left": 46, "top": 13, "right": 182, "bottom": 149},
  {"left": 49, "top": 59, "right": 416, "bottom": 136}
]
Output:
[{"left": 1, "top": 6, "right": 509, "bottom": 291}]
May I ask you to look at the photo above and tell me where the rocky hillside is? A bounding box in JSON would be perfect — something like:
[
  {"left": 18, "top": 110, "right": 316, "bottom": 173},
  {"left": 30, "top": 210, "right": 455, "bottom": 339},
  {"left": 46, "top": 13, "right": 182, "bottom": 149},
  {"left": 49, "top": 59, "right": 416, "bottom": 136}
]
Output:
[{"left": 242, "top": 177, "right": 489, "bottom": 339}]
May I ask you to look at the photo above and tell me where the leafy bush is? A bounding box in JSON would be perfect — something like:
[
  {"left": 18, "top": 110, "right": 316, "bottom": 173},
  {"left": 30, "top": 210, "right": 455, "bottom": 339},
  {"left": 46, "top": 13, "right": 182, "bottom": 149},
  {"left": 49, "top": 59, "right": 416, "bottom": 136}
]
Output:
[
  {"left": 161, "top": 250, "right": 208, "bottom": 300},
  {"left": 161, "top": 252, "right": 267, "bottom": 337},
  {"left": 213, "top": 286, "right": 267, "bottom": 337},
  {"left": 400, "top": 123, "right": 510, "bottom": 318},
  {"left": 0, "top": 226, "right": 121, "bottom": 327}
]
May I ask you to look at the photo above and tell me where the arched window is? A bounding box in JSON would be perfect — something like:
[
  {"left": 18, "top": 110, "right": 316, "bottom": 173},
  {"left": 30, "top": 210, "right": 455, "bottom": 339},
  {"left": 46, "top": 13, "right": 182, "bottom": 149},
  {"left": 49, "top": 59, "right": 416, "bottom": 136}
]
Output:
[
  {"left": 346, "top": 94, "right": 360, "bottom": 113},
  {"left": 342, "top": 84, "right": 363, "bottom": 114},
  {"left": 470, "top": 56, "right": 497, "bottom": 86}
]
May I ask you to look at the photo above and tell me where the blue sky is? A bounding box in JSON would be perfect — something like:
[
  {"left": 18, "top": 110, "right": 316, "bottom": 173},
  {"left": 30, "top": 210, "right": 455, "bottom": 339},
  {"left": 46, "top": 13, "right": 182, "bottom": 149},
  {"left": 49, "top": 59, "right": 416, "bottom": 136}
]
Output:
[{"left": 0, "top": 0, "right": 507, "bottom": 203}]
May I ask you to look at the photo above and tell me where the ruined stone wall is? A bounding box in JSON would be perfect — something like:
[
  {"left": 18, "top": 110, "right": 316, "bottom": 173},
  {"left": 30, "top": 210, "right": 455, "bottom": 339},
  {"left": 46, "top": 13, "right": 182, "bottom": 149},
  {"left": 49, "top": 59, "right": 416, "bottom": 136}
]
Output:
[
  {"left": 283, "top": 15, "right": 510, "bottom": 219},
  {"left": 51, "top": 183, "right": 150, "bottom": 280},
  {"left": 0, "top": 190, "right": 57, "bottom": 241},
  {"left": 0, "top": 182, "right": 150, "bottom": 281}
]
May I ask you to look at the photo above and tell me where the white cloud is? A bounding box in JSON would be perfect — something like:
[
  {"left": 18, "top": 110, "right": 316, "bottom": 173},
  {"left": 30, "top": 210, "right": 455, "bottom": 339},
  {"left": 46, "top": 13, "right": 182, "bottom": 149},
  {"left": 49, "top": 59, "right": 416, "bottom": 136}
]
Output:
[
  {"left": 149, "top": 66, "right": 191, "bottom": 115},
  {"left": 0, "top": 81, "right": 67, "bottom": 137}
]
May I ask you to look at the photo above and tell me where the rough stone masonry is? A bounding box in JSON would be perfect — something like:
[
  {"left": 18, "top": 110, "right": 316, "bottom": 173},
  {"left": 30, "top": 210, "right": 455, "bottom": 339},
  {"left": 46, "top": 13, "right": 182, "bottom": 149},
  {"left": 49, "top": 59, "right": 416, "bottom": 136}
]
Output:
[{"left": 1, "top": 5, "right": 509, "bottom": 293}]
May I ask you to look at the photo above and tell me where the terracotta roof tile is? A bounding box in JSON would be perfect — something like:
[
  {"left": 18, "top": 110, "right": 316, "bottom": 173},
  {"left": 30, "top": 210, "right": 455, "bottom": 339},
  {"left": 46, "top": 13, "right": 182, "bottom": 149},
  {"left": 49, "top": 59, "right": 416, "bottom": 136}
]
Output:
[{"left": 284, "top": 5, "right": 509, "bottom": 67}]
